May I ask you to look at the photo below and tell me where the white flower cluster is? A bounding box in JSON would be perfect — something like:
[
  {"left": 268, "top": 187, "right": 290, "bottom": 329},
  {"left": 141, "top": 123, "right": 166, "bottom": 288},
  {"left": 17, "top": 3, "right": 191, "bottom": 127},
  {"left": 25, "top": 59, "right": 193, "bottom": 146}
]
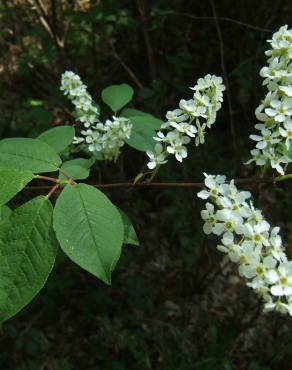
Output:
[
  {"left": 146, "top": 75, "right": 225, "bottom": 169},
  {"left": 248, "top": 25, "right": 292, "bottom": 175},
  {"left": 198, "top": 173, "right": 292, "bottom": 315},
  {"left": 60, "top": 71, "right": 132, "bottom": 160}
]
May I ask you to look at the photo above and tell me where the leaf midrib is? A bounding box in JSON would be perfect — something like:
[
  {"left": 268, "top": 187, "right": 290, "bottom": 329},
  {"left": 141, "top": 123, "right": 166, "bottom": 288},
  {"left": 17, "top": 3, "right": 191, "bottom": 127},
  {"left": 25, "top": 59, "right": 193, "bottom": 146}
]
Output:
[{"left": 76, "top": 186, "right": 108, "bottom": 280}]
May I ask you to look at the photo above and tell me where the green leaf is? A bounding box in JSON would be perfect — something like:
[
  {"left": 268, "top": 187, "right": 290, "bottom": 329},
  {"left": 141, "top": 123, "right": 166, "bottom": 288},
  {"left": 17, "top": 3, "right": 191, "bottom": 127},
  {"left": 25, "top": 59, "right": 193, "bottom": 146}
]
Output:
[
  {"left": 0, "top": 169, "right": 34, "bottom": 207},
  {"left": 88, "top": 152, "right": 104, "bottom": 161},
  {"left": 121, "top": 110, "right": 164, "bottom": 130},
  {"left": 118, "top": 209, "right": 139, "bottom": 246},
  {"left": 58, "top": 157, "right": 96, "bottom": 180},
  {"left": 0, "top": 196, "right": 57, "bottom": 323},
  {"left": 38, "top": 125, "right": 75, "bottom": 153},
  {"left": 59, "top": 165, "right": 89, "bottom": 180},
  {"left": 101, "top": 84, "right": 134, "bottom": 112},
  {"left": 0, "top": 205, "right": 11, "bottom": 222},
  {"left": 125, "top": 119, "right": 156, "bottom": 152},
  {"left": 53, "top": 184, "right": 124, "bottom": 284},
  {"left": 121, "top": 108, "right": 150, "bottom": 118},
  {"left": 0, "top": 138, "right": 62, "bottom": 173},
  {"left": 61, "top": 157, "right": 96, "bottom": 169}
]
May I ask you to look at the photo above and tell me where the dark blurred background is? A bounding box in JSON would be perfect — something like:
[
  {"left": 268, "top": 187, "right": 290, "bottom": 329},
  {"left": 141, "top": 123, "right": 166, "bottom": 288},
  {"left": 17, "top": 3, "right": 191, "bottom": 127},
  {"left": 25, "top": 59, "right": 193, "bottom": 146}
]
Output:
[{"left": 1, "top": 1, "right": 292, "bottom": 369}]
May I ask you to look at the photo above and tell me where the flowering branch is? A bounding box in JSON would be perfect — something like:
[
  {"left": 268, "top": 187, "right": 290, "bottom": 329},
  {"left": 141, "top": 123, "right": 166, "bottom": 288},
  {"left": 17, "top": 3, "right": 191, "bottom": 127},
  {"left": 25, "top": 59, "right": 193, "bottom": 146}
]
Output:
[
  {"left": 247, "top": 25, "right": 292, "bottom": 175},
  {"left": 146, "top": 74, "right": 225, "bottom": 169},
  {"left": 198, "top": 173, "right": 292, "bottom": 316},
  {"left": 60, "top": 71, "right": 132, "bottom": 161}
]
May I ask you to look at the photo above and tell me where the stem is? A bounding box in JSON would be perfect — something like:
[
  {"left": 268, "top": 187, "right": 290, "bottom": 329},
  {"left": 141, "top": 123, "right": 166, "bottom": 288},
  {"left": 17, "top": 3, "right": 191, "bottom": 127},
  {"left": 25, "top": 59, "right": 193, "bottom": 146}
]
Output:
[
  {"left": 58, "top": 169, "right": 77, "bottom": 185},
  {"left": 34, "top": 175, "right": 60, "bottom": 183},
  {"left": 46, "top": 184, "right": 60, "bottom": 199},
  {"left": 133, "top": 171, "right": 153, "bottom": 184},
  {"left": 260, "top": 162, "right": 270, "bottom": 177},
  {"left": 148, "top": 164, "right": 161, "bottom": 182},
  {"left": 275, "top": 173, "right": 292, "bottom": 182}
]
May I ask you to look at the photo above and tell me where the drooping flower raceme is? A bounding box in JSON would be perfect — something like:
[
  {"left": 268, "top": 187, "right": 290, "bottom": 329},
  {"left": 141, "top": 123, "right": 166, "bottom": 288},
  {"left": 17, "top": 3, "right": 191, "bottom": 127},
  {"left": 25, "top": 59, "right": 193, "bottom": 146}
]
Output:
[
  {"left": 198, "top": 173, "right": 292, "bottom": 316},
  {"left": 60, "top": 71, "right": 132, "bottom": 161},
  {"left": 146, "top": 75, "right": 225, "bottom": 169},
  {"left": 247, "top": 25, "right": 292, "bottom": 175}
]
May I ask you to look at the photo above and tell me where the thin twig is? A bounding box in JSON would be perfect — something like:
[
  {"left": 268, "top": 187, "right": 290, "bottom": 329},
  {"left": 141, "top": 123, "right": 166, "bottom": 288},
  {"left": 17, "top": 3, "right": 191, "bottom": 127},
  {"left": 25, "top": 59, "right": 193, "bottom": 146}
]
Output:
[
  {"left": 210, "top": 0, "right": 237, "bottom": 155},
  {"left": 109, "top": 39, "right": 144, "bottom": 89},
  {"left": 275, "top": 173, "right": 292, "bottom": 182},
  {"left": 199, "top": 259, "right": 231, "bottom": 294},
  {"left": 26, "top": 0, "right": 55, "bottom": 41},
  {"left": 153, "top": 12, "right": 273, "bottom": 33},
  {"left": 136, "top": 0, "right": 157, "bottom": 81},
  {"left": 34, "top": 0, "right": 49, "bottom": 20},
  {"left": 26, "top": 0, "right": 64, "bottom": 49}
]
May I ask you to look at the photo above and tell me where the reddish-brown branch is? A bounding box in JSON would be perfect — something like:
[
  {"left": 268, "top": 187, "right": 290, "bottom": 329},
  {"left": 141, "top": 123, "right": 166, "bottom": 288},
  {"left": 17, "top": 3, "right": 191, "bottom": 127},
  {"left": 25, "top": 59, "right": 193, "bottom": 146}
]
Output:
[
  {"left": 35, "top": 175, "right": 60, "bottom": 183},
  {"left": 46, "top": 184, "right": 60, "bottom": 198},
  {"left": 25, "top": 177, "right": 273, "bottom": 191}
]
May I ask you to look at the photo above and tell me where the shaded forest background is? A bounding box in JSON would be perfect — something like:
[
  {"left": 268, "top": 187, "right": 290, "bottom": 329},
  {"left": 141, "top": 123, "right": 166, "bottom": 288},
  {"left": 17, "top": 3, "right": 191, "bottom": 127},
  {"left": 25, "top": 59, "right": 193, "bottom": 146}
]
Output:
[{"left": 1, "top": 1, "right": 292, "bottom": 369}]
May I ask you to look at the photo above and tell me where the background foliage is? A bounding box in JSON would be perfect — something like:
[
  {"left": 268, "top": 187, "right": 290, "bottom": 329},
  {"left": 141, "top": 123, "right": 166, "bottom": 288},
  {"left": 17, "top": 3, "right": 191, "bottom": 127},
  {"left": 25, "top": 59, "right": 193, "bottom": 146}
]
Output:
[{"left": 1, "top": 0, "right": 292, "bottom": 369}]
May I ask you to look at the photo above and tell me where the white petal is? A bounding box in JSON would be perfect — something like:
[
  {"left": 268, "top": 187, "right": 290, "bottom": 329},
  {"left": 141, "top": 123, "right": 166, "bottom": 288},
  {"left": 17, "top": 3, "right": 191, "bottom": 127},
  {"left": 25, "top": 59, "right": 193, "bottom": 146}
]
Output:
[
  {"left": 212, "top": 223, "right": 224, "bottom": 236},
  {"left": 197, "top": 190, "right": 210, "bottom": 199},
  {"left": 271, "top": 285, "right": 284, "bottom": 296}
]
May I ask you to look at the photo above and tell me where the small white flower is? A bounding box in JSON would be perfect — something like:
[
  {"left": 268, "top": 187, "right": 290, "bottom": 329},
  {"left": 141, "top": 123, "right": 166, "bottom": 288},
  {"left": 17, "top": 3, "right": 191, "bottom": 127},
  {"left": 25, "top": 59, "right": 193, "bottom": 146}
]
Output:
[
  {"left": 241, "top": 220, "right": 270, "bottom": 247},
  {"left": 265, "top": 148, "right": 291, "bottom": 175},
  {"left": 242, "top": 255, "right": 277, "bottom": 281},
  {"left": 179, "top": 99, "right": 207, "bottom": 118},
  {"left": 264, "top": 299, "right": 289, "bottom": 314},
  {"left": 250, "top": 128, "right": 280, "bottom": 149},
  {"left": 213, "top": 209, "right": 244, "bottom": 237},
  {"left": 166, "top": 109, "right": 189, "bottom": 123},
  {"left": 237, "top": 241, "right": 261, "bottom": 277},
  {"left": 279, "top": 85, "right": 292, "bottom": 97},
  {"left": 217, "top": 195, "right": 251, "bottom": 218},
  {"left": 197, "top": 173, "right": 225, "bottom": 200},
  {"left": 170, "top": 122, "right": 197, "bottom": 138},
  {"left": 268, "top": 227, "right": 287, "bottom": 262},
  {"left": 246, "top": 149, "right": 268, "bottom": 166},
  {"left": 72, "top": 136, "right": 84, "bottom": 144},
  {"left": 279, "top": 119, "right": 292, "bottom": 148},
  {"left": 270, "top": 262, "right": 292, "bottom": 296},
  {"left": 166, "top": 132, "right": 190, "bottom": 162},
  {"left": 146, "top": 143, "right": 168, "bottom": 169},
  {"left": 265, "top": 98, "right": 292, "bottom": 122},
  {"left": 217, "top": 232, "right": 242, "bottom": 262},
  {"left": 195, "top": 122, "right": 206, "bottom": 146},
  {"left": 201, "top": 203, "right": 218, "bottom": 234},
  {"left": 260, "top": 57, "right": 283, "bottom": 76}
]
